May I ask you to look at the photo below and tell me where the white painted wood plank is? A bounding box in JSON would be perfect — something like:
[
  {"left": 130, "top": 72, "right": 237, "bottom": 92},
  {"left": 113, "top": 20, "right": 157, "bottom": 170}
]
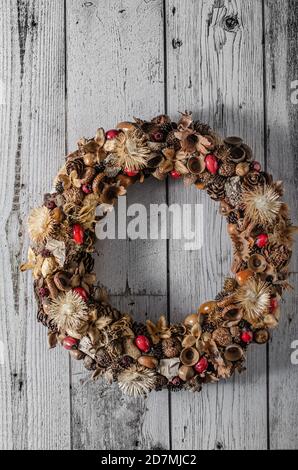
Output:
[
  {"left": 66, "top": 0, "right": 170, "bottom": 450},
  {"left": 166, "top": 0, "right": 267, "bottom": 449},
  {"left": 264, "top": 0, "right": 298, "bottom": 449},
  {"left": 0, "top": 0, "right": 71, "bottom": 450}
]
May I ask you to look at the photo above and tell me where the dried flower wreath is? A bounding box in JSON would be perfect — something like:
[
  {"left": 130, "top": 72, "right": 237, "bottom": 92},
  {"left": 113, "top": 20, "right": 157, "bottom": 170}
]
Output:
[{"left": 21, "top": 112, "right": 296, "bottom": 396}]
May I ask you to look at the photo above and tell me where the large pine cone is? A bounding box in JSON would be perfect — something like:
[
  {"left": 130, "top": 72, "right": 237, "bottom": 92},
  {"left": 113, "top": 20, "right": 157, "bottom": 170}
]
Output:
[
  {"left": 162, "top": 337, "right": 182, "bottom": 358},
  {"left": 207, "top": 175, "right": 226, "bottom": 201}
]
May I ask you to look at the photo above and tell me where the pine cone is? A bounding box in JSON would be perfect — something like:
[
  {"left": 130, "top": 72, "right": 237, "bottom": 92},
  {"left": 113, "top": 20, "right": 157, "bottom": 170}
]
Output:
[
  {"left": 63, "top": 187, "right": 84, "bottom": 205},
  {"left": 193, "top": 121, "right": 211, "bottom": 135},
  {"left": 97, "top": 302, "right": 120, "bottom": 321},
  {"left": 162, "top": 337, "right": 182, "bottom": 358},
  {"left": 96, "top": 349, "right": 112, "bottom": 368},
  {"left": 155, "top": 373, "right": 168, "bottom": 391},
  {"left": 223, "top": 277, "right": 238, "bottom": 292},
  {"left": 37, "top": 310, "right": 58, "bottom": 333},
  {"left": 66, "top": 157, "right": 85, "bottom": 178},
  {"left": 166, "top": 131, "right": 181, "bottom": 150},
  {"left": 212, "top": 327, "right": 232, "bottom": 347},
  {"left": 225, "top": 176, "right": 243, "bottom": 207},
  {"left": 78, "top": 252, "right": 95, "bottom": 273},
  {"left": 150, "top": 342, "right": 164, "bottom": 360},
  {"left": 207, "top": 175, "right": 226, "bottom": 201},
  {"left": 197, "top": 171, "right": 213, "bottom": 185},
  {"left": 132, "top": 321, "right": 148, "bottom": 337},
  {"left": 267, "top": 244, "right": 291, "bottom": 269},
  {"left": 227, "top": 211, "right": 239, "bottom": 224},
  {"left": 219, "top": 161, "right": 236, "bottom": 177},
  {"left": 55, "top": 181, "right": 64, "bottom": 194}
]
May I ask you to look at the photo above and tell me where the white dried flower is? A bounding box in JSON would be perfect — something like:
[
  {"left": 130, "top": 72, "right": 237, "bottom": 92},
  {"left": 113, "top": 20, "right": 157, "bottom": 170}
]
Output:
[
  {"left": 118, "top": 364, "right": 156, "bottom": 397},
  {"left": 48, "top": 291, "right": 89, "bottom": 337},
  {"left": 28, "top": 206, "right": 55, "bottom": 244}
]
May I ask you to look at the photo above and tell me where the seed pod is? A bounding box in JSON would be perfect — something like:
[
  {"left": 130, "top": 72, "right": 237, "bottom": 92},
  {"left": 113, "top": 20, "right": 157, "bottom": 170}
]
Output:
[
  {"left": 248, "top": 254, "right": 267, "bottom": 273},
  {"left": 254, "top": 329, "right": 270, "bottom": 344},
  {"left": 224, "top": 344, "right": 243, "bottom": 362},
  {"left": 180, "top": 347, "right": 200, "bottom": 366}
]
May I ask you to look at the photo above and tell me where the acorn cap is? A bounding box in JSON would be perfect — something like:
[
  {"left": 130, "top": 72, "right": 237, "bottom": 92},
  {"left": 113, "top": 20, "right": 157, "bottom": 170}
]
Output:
[
  {"left": 247, "top": 254, "right": 267, "bottom": 273},
  {"left": 180, "top": 347, "right": 200, "bottom": 366},
  {"left": 254, "top": 329, "right": 270, "bottom": 344},
  {"left": 222, "top": 305, "right": 243, "bottom": 322},
  {"left": 187, "top": 155, "right": 206, "bottom": 174},
  {"left": 224, "top": 136, "right": 243, "bottom": 147},
  {"left": 224, "top": 344, "right": 243, "bottom": 362},
  {"left": 229, "top": 146, "right": 246, "bottom": 163}
]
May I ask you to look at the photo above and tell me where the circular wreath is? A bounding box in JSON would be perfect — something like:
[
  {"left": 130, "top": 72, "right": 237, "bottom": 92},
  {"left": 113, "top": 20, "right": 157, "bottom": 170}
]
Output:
[{"left": 21, "top": 112, "right": 296, "bottom": 396}]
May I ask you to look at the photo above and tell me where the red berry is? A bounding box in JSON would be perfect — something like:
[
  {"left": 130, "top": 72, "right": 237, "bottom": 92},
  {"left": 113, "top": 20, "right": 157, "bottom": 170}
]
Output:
[
  {"left": 72, "top": 224, "right": 84, "bottom": 245},
  {"left": 270, "top": 297, "right": 278, "bottom": 313},
  {"left": 135, "top": 335, "right": 150, "bottom": 353},
  {"left": 170, "top": 170, "right": 181, "bottom": 179},
  {"left": 252, "top": 161, "right": 261, "bottom": 172},
  {"left": 194, "top": 356, "right": 208, "bottom": 374},
  {"left": 82, "top": 183, "right": 92, "bottom": 194},
  {"left": 124, "top": 168, "right": 139, "bottom": 177},
  {"left": 256, "top": 233, "right": 269, "bottom": 248},
  {"left": 241, "top": 330, "right": 253, "bottom": 344},
  {"left": 205, "top": 154, "right": 219, "bottom": 175},
  {"left": 106, "top": 129, "right": 120, "bottom": 140},
  {"left": 73, "top": 287, "right": 88, "bottom": 302},
  {"left": 151, "top": 131, "right": 164, "bottom": 142},
  {"left": 171, "top": 376, "right": 181, "bottom": 386},
  {"left": 63, "top": 337, "right": 78, "bottom": 350},
  {"left": 39, "top": 287, "right": 49, "bottom": 298}
]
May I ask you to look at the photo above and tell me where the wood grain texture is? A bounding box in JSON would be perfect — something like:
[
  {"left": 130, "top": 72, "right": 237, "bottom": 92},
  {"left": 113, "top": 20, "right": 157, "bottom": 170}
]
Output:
[
  {"left": 264, "top": 0, "right": 298, "bottom": 449},
  {"left": 0, "top": 0, "right": 71, "bottom": 450},
  {"left": 166, "top": 0, "right": 267, "bottom": 450},
  {"left": 66, "top": 0, "right": 170, "bottom": 450}
]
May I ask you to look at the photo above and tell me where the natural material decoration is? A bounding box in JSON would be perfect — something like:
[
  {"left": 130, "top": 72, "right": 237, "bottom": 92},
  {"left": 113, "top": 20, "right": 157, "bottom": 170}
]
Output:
[{"left": 21, "top": 112, "right": 296, "bottom": 396}]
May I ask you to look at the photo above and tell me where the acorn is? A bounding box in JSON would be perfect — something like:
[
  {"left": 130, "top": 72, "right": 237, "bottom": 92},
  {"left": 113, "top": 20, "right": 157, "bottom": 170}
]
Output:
[
  {"left": 236, "top": 269, "right": 254, "bottom": 286},
  {"left": 180, "top": 347, "right": 200, "bottom": 366},
  {"left": 198, "top": 301, "right": 217, "bottom": 315},
  {"left": 178, "top": 365, "right": 195, "bottom": 382},
  {"left": 224, "top": 344, "right": 243, "bottom": 362},
  {"left": 162, "top": 337, "right": 182, "bottom": 358},
  {"left": 138, "top": 356, "right": 158, "bottom": 369},
  {"left": 236, "top": 162, "right": 250, "bottom": 176}
]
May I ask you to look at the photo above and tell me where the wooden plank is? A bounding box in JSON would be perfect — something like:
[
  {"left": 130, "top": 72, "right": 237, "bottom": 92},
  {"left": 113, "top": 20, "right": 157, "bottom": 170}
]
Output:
[
  {"left": 264, "top": 0, "right": 298, "bottom": 449},
  {"left": 66, "top": 0, "right": 170, "bottom": 450},
  {"left": 0, "top": 0, "right": 71, "bottom": 449},
  {"left": 166, "top": 0, "right": 267, "bottom": 449}
]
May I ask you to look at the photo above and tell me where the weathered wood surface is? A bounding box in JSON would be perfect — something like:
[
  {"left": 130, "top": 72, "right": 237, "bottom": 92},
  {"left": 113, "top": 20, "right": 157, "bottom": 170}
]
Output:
[{"left": 0, "top": 0, "right": 297, "bottom": 450}]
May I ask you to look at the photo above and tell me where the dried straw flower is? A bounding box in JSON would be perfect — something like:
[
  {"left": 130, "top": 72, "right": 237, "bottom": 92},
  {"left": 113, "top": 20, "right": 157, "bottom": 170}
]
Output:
[
  {"left": 242, "top": 185, "right": 282, "bottom": 226},
  {"left": 235, "top": 278, "right": 271, "bottom": 326},
  {"left": 104, "top": 129, "right": 151, "bottom": 170},
  {"left": 47, "top": 290, "right": 89, "bottom": 337},
  {"left": 28, "top": 207, "right": 55, "bottom": 244},
  {"left": 118, "top": 364, "right": 156, "bottom": 397}
]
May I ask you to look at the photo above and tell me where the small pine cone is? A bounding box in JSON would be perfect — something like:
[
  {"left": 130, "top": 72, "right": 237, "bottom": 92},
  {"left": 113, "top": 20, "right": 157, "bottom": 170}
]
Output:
[
  {"left": 223, "top": 277, "right": 238, "bottom": 292},
  {"left": 97, "top": 302, "right": 121, "bottom": 321},
  {"left": 197, "top": 171, "right": 213, "bottom": 185},
  {"left": 193, "top": 121, "right": 211, "bottom": 135},
  {"left": 166, "top": 131, "right": 181, "bottom": 150},
  {"left": 132, "top": 321, "right": 148, "bottom": 337},
  {"left": 55, "top": 181, "right": 64, "bottom": 194},
  {"left": 170, "top": 323, "right": 186, "bottom": 337},
  {"left": 66, "top": 157, "right": 85, "bottom": 178},
  {"left": 242, "top": 171, "right": 270, "bottom": 191},
  {"left": 160, "top": 122, "right": 175, "bottom": 135},
  {"left": 37, "top": 310, "right": 58, "bottom": 333},
  {"left": 227, "top": 211, "right": 239, "bottom": 224},
  {"left": 225, "top": 176, "right": 243, "bottom": 207},
  {"left": 162, "top": 337, "right": 182, "bottom": 358},
  {"left": 79, "top": 252, "right": 95, "bottom": 273},
  {"left": 155, "top": 373, "right": 168, "bottom": 391},
  {"left": 150, "top": 342, "right": 164, "bottom": 360},
  {"left": 207, "top": 175, "right": 226, "bottom": 201},
  {"left": 96, "top": 349, "right": 112, "bottom": 368},
  {"left": 219, "top": 161, "right": 236, "bottom": 177},
  {"left": 212, "top": 327, "right": 232, "bottom": 347},
  {"left": 63, "top": 187, "right": 84, "bottom": 205}
]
